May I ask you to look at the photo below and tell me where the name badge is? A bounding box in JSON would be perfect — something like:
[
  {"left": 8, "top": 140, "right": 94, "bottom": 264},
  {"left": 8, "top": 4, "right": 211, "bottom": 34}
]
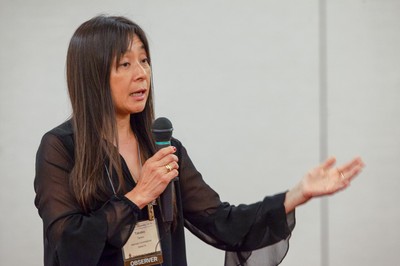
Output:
[{"left": 123, "top": 219, "right": 163, "bottom": 266}]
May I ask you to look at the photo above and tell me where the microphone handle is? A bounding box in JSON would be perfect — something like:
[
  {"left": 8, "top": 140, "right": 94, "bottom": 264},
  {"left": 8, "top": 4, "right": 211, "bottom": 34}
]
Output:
[{"left": 155, "top": 142, "right": 174, "bottom": 223}]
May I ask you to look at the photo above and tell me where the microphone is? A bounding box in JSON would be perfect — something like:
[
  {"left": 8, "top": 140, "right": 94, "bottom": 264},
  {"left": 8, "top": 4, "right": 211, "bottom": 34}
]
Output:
[{"left": 152, "top": 117, "right": 174, "bottom": 223}]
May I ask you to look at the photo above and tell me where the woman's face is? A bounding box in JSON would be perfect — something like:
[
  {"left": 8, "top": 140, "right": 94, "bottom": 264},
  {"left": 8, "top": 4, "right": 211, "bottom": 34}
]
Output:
[{"left": 110, "top": 35, "right": 151, "bottom": 118}]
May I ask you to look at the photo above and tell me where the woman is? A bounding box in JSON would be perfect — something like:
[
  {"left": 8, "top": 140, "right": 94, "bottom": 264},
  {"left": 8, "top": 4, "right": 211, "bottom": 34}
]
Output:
[{"left": 34, "top": 15, "right": 364, "bottom": 266}]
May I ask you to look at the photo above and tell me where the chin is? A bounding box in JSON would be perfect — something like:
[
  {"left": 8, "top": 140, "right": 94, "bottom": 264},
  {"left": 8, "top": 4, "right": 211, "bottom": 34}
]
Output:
[{"left": 130, "top": 106, "right": 146, "bottom": 114}]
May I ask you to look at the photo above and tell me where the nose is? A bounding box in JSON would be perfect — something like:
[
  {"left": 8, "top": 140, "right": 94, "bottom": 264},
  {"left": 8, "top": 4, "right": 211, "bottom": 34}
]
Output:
[{"left": 132, "top": 60, "right": 147, "bottom": 81}]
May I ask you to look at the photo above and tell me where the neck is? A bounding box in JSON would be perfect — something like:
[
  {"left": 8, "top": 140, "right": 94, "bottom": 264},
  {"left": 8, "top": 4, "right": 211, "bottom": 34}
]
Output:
[{"left": 116, "top": 114, "right": 134, "bottom": 144}]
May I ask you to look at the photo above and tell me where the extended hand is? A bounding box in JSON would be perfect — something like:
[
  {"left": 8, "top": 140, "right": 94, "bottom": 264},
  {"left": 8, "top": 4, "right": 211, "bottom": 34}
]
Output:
[
  {"left": 301, "top": 156, "right": 365, "bottom": 199},
  {"left": 285, "top": 156, "right": 365, "bottom": 213}
]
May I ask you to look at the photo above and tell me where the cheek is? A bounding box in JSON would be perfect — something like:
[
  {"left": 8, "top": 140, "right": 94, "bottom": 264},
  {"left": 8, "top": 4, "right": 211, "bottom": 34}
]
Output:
[{"left": 109, "top": 75, "right": 126, "bottom": 95}]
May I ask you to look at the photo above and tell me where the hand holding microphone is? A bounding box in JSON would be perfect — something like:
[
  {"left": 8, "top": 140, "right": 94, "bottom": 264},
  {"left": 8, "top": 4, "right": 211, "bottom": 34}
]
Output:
[{"left": 125, "top": 117, "right": 178, "bottom": 212}]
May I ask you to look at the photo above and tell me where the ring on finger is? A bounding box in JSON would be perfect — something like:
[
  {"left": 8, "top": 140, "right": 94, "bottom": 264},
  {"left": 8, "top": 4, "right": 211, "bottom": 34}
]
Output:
[
  {"left": 165, "top": 164, "right": 172, "bottom": 172},
  {"left": 337, "top": 168, "right": 345, "bottom": 180}
]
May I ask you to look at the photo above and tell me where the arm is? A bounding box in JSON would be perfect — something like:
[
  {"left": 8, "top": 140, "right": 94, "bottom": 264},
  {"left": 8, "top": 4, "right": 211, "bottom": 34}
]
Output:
[
  {"left": 174, "top": 139, "right": 293, "bottom": 251},
  {"left": 34, "top": 133, "right": 140, "bottom": 265}
]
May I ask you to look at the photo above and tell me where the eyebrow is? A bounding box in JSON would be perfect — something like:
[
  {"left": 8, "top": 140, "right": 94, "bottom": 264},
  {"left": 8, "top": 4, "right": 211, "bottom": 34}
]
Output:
[{"left": 123, "top": 44, "right": 146, "bottom": 55}]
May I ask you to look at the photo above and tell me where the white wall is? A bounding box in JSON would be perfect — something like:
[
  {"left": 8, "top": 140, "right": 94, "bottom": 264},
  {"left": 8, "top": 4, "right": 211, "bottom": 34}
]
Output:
[
  {"left": 0, "top": 0, "right": 398, "bottom": 265},
  {"left": 327, "top": 1, "right": 400, "bottom": 265}
]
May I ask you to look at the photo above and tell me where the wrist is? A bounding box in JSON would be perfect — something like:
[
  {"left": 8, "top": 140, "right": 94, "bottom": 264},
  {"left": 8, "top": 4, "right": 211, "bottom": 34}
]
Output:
[
  {"left": 284, "top": 183, "right": 310, "bottom": 213},
  {"left": 125, "top": 189, "right": 148, "bottom": 210}
]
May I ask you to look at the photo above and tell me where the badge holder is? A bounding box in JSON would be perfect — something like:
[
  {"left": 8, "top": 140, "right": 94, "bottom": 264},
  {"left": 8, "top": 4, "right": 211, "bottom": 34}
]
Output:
[{"left": 122, "top": 203, "right": 163, "bottom": 266}]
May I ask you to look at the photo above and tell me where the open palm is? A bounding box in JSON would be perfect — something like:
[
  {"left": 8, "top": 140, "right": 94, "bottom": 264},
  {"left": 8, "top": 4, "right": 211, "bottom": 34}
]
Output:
[{"left": 301, "top": 157, "right": 364, "bottom": 199}]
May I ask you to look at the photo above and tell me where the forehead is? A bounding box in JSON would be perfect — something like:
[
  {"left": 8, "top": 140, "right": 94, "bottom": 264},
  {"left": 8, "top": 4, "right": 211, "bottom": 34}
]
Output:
[{"left": 126, "top": 35, "right": 146, "bottom": 53}]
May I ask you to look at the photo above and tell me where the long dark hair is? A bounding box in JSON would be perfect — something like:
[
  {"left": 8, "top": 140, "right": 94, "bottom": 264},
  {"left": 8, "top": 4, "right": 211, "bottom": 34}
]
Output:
[{"left": 66, "top": 15, "right": 155, "bottom": 212}]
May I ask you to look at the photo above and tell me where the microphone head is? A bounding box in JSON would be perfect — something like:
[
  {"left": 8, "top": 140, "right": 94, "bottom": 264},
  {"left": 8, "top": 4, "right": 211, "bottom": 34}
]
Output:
[{"left": 152, "top": 117, "right": 173, "bottom": 142}]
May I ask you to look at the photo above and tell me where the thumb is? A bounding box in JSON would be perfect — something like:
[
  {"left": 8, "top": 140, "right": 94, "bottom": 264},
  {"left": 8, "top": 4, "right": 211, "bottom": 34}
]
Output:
[{"left": 321, "top": 156, "right": 336, "bottom": 170}]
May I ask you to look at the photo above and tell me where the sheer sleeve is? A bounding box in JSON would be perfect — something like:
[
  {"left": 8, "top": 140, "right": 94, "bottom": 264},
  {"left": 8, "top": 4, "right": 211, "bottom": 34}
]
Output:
[
  {"left": 174, "top": 139, "right": 295, "bottom": 266},
  {"left": 34, "top": 132, "right": 140, "bottom": 266}
]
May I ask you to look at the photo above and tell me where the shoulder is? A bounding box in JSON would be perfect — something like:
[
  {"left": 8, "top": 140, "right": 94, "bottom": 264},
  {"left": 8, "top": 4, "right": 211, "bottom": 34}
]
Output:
[
  {"left": 47, "top": 119, "right": 74, "bottom": 138},
  {"left": 38, "top": 119, "right": 75, "bottom": 159}
]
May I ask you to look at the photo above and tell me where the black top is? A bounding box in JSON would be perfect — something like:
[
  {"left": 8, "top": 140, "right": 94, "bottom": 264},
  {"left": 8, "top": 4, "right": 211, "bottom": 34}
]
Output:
[{"left": 34, "top": 120, "right": 295, "bottom": 266}]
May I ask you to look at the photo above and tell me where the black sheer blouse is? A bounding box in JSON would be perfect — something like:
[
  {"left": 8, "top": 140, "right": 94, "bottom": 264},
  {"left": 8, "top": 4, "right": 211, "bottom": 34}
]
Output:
[{"left": 34, "top": 120, "right": 295, "bottom": 266}]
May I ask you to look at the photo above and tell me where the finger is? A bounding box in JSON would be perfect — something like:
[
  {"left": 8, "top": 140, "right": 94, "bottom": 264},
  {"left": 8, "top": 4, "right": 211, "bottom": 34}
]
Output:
[
  {"left": 338, "top": 157, "right": 364, "bottom": 174},
  {"left": 167, "top": 161, "right": 179, "bottom": 171},
  {"left": 165, "top": 169, "right": 179, "bottom": 181},
  {"left": 321, "top": 156, "right": 336, "bottom": 170},
  {"left": 162, "top": 161, "right": 179, "bottom": 174},
  {"left": 150, "top": 146, "right": 177, "bottom": 162},
  {"left": 158, "top": 154, "right": 179, "bottom": 169},
  {"left": 335, "top": 165, "right": 363, "bottom": 189},
  {"left": 155, "top": 167, "right": 179, "bottom": 187},
  {"left": 344, "top": 164, "right": 364, "bottom": 182}
]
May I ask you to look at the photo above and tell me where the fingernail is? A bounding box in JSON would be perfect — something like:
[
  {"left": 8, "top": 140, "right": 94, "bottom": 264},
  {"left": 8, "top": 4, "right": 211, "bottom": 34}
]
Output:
[{"left": 172, "top": 146, "right": 176, "bottom": 152}]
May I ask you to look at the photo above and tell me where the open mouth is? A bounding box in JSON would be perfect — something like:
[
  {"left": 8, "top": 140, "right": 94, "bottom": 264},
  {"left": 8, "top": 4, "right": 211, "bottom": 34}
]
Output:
[{"left": 130, "top": 89, "right": 146, "bottom": 97}]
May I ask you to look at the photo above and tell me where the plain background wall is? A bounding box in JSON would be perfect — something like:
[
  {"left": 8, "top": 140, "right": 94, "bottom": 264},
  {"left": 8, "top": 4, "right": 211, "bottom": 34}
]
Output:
[{"left": 0, "top": 0, "right": 399, "bottom": 265}]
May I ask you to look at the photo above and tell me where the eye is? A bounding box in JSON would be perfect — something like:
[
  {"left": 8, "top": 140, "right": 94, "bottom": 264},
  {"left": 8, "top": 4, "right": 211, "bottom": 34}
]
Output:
[
  {"left": 141, "top": 58, "right": 149, "bottom": 64},
  {"left": 119, "top": 62, "right": 131, "bottom": 68}
]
